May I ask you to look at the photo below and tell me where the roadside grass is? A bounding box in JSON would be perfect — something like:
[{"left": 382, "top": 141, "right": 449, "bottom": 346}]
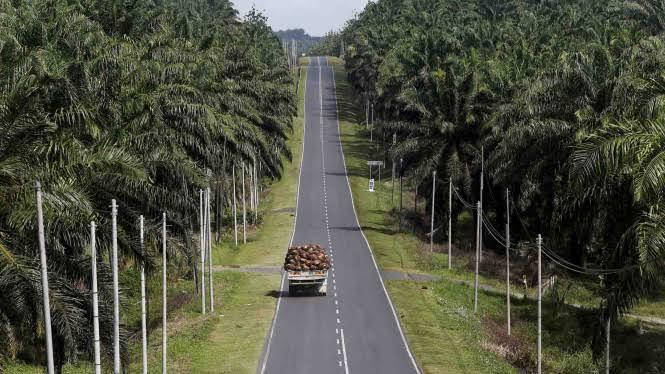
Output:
[
  {"left": 127, "top": 271, "right": 279, "bottom": 373},
  {"left": 632, "top": 289, "right": 665, "bottom": 318},
  {"left": 387, "top": 280, "right": 516, "bottom": 374},
  {"left": 3, "top": 362, "right": 91, "bottom": 374},
  {"left": 329, "top": 56, "right": 665, "bottom": 373}
]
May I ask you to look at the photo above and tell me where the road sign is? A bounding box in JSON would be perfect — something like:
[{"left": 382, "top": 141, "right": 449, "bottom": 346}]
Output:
[
  {"left": 369, "top": 178, "right": 375, "bottom": 192},
  {"left": 367, "top": 161, "right": 384, "bottom": 166}
]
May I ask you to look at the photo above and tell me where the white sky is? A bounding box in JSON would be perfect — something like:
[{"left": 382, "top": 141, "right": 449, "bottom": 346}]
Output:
[{"left": 232, "top": 0, "right": 369, "bottom": 36}]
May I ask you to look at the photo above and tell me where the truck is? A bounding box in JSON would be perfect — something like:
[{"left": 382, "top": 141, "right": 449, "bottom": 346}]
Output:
[
  {"left": 287, "top": 269, "right": 328, "bottom": 296},
  {"left": 284, "top": 243, "right": 330, "bottom": 296}
]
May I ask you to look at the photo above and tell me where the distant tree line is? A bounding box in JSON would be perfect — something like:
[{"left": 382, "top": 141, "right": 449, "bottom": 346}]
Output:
[{"left": 275, "top": 28, "right": 322, "bottom": 55}]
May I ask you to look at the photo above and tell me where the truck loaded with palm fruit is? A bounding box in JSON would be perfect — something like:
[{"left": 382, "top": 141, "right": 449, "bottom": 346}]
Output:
[{"left": 284, "top": 244, "right": 330, "bottom": 295}]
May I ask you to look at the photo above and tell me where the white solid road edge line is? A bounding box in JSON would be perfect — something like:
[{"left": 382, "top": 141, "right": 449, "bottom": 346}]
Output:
[
  {"left": 259, "top": 57, "right": 310, "bottom": 374},
  {"left": 327, "top": 56, "right": 422, "bottom": 374},
  {"left": 341, "top": 328, "right": 350, "bottom": 374}
]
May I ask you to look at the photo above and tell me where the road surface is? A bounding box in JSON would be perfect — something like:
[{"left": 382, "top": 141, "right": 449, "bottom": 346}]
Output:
[{"left": 259, "top": 57, "right": 420, "bottom": 374}]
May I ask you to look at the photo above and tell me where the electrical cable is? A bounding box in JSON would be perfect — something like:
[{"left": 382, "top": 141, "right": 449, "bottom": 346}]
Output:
[
  {"left": 481, "top": 210, "right": 507, "bottom": 243},
  {"left": 452, "top": 186, "right": 476, "bottom": 209},
  {"left": 509, "top": 198, "right": 632, "bottom": 274},
  {"left": 485, "top": 224, "right": 507, "bottom": 248}
]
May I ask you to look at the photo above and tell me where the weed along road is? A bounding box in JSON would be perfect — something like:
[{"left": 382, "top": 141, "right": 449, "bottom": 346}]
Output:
[{"left": 259, "top": 56, "right": 420, "bottom": 374}]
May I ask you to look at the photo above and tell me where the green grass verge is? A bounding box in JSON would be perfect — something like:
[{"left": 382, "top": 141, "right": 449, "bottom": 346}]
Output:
[
  {"left": 126, "top": 271, "right": 279, "bottom": 373},
  {"left": 387, "top": 280, "right": 516, "bottom": 373},
  {"left": 329, "top": 56, "right": 665, "bottom": 373}
]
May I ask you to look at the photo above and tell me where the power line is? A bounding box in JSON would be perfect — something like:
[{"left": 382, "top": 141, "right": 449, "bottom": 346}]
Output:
[
  {"left": 485, "top": 225, "right": 507, "bottom": 248},
  {"left": 451, "top": 182, "right": 633, "bottom": 275},
  {"left": 499, "top": 195, "right": 631, "bottom": 274},
  {"left": 452, "top": 186, "right": 476, "bottom": 209}
]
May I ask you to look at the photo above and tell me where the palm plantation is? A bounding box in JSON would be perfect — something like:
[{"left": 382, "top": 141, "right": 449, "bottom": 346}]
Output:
[
  {"left": 0, "top": 0, "right": 294, "bottom": 371},
  {"left": 313, "top": 0, "right": 665, "bottom": 371},
  {"left": 3, "top": 0, "right": 665, "bottom": 372}
]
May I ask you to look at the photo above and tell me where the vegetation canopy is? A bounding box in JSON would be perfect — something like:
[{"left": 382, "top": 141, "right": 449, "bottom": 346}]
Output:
[
  {"left": 0, "top": 0, "right": 294, "bottom": 370},
  {"left": 316, "top": 0, "right": 665, "bottom": 363}
]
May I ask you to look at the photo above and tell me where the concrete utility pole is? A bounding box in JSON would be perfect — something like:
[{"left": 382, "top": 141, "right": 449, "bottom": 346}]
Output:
[
  {"left": 391, "top": 133, "right": 396, "bottom": 205},
  {"left": 254, "top": 162, "right": 259, "bottom": 222},
  {"left": 111, "top": 199, "right": 120, "bottom": 374},
  {"left": 257, "top": 165, "right": 260, "bottom": 208},
  {"left": 505, "top": 189, "right": 511, "bottom": 336},
  {"left": 200, "top": 190, "right": 206, "bottom": 314},
  {"left": 207, "top": 188, "right": 214, "bottom": 312},
  {"left": 249, "top": 164, "right": 255, "bottom": 212},
  {"left": 140, "top": 216, "right": 148, "bottom": 374},
  {"left": 242, "top": 163, "right": 247, "bottom": 244},
  {"left": 91, "top": 222, "right": 101, "bottom": 374},
  {"left": 606, "top": 318, "right": 611, "bottom": 374},
  {"left": 162, "top": 213, "right": 167, "bottom": 374},
  {"left": 448, "top": 180, "right": 452, "bottom": 269},
  {"left": 430, "top": 171, "right": 436, "bottom": 252},
  {"left": 480, "top": 146, "right": 484, "bottom": 262},
  {"left": 35, "top": 181, "right": 55, "bottom": 374},
  {"left": 365, "top": 98, "right": 369, "bottom": 130},
  {"left": 399, "top": 158, "right": 403, "bottom": 231},
  {"left": 232, "top": 167, "right": 238, "bottom": 246},
  {"left": 413, "top": 184, "right": 418, "bottom": 234},
  {"left": 474, "top": 201, "right": 481, "bottom": 313},
  {"left": 370, "top": 103, "right": 374, "bottom": 142},
  {"left": 537, "top": 234, "right": 542, "bottom": 374}
]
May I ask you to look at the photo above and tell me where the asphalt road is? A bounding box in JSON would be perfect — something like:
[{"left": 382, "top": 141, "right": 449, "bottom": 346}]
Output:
[{"left": 259, "top": 57, "right": 420, "bottom": 374}]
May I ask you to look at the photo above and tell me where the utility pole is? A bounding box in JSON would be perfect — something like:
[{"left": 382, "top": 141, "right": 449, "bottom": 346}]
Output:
[
  {"left": 200, "top": 190, "right": 205, "bottom": 314},
  {"left": 254, "top": 162, "right": 259, "bottom": 222},
  {"left": 370, "top": 102, "right": 374, "bottom": 142},
  {"left": 35, "top": 182, "right": 55, "bottom": 374},
  {"left": 207, "top": 188, "right": 214, "bottom": 312},
  {"left": 413, "top": 184, "right": 418, "bottom": 234},
  {"left": 399, "top": 158, "right": 403, "bottom": 231},
  {"left": 111, "top": 199, "right": 120, "bottom": 374},
  {"left": 162, "top": 213, "right": 167, "bottom": 374},
  {"left": 91, "top": 222, "right": 101, "bottom": 374},
  {"left": 448, "top": 180, "right": 452, "bottom": 270},
  {"left": 430, "top": 171, "right": 436, "bottom": 252},
  {"left": 391, "top": 133, "right": 396, "bottom": 205},
  {"left": 474, "top": 201, "right": 481, "bottom": 313},
  {"left": 506, "top": 189, "right": 511, "bottom": 336},
  {"left": 365, "top": 97, "right": 369, "bottom": 130},
  {"left": 480, "top": 146, "right": 484, "bottom": 262},
  {"left": 606, "top": 318, "right": 611, "bottom": 374},
  {"left": 232, "top": 167, "right": 238, "bottom": 246},
  {"left": 537, "top": 234, "right": 542, "bottom": 374},
  {"left": 140, "top": 216, "right": 148, "bottom": 374},
  {"left": 249, "top": 163, "right": 254, "bottom": 212},
  {"left": 242, "top": 163, "right": 247, "bottom": 244}
]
